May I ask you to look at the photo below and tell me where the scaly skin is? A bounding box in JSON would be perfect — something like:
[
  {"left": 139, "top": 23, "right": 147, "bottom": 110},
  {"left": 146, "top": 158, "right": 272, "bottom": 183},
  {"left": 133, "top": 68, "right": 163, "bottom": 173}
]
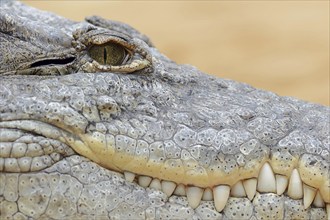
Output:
[{"left": 0, "top": 1, "right": 329, "bottom": 219}]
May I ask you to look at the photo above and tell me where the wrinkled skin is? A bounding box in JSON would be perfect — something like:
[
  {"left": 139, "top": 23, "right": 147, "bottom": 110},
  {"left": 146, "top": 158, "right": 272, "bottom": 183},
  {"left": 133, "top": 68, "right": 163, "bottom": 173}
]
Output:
[{"left": 0, "top": 1, "right": 329, "bottom": 219}]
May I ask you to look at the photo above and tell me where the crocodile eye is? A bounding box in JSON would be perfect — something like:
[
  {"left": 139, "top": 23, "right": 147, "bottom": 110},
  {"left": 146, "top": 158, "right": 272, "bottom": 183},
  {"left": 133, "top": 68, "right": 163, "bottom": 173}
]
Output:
[{"left": 88, "top": 42, "right": 129, "bottom": 66}]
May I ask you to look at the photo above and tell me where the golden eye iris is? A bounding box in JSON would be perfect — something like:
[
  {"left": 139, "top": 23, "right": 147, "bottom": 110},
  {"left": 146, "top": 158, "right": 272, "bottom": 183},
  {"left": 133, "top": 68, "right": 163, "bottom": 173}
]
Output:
[{"left": 88, "top": 43, "right": 127, "bottom": 66}]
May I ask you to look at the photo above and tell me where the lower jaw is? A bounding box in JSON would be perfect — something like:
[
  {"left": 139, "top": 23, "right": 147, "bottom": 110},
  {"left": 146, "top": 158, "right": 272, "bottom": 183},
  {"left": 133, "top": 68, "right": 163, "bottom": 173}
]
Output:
[
  {"left": 170, "top": 192, "right": 329, "bottom": 220},
  {"left": 1, "top": 159, "right": 328, "bottom": 219}
]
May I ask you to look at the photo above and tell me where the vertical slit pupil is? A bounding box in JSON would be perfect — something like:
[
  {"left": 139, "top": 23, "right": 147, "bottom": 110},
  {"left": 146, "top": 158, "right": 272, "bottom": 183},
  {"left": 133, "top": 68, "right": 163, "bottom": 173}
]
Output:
[{"left": 103, "top": 47, "right": 107, "bottom": 64}]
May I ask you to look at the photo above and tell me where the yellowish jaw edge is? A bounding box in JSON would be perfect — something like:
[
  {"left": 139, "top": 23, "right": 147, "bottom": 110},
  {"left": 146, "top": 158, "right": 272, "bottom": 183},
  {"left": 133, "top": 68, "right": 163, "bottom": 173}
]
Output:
[{"left": 72, "top": 133, "right": 330, "bottom": 213}]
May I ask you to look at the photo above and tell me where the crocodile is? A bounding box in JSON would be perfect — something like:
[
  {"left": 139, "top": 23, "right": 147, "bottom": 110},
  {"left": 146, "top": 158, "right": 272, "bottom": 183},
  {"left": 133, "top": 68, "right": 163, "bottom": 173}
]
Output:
[{"left": 0, "top": 1, "right": 329, "bottom": 219}]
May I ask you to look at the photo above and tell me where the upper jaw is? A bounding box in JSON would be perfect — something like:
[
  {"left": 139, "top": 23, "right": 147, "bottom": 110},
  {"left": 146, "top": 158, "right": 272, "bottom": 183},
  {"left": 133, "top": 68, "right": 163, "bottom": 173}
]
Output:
[{"left": 1, "top": 60, "right": 329, "bottom": 208}]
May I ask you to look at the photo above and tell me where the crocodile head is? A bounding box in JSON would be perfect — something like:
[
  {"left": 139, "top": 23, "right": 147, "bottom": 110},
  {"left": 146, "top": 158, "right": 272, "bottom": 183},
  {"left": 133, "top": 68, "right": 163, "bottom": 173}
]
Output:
[{"left": 0, "top": 1, "right": 329, "bottom": 219}]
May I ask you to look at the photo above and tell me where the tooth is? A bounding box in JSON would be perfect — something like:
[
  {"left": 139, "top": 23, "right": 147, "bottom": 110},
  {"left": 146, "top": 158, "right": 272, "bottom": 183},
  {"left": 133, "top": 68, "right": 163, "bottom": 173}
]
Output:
[
  {"left": 138, "top": 175, "right": 152, "bottom": 187},
  {"left": 326, "top": 204, "right": 330, "bottom": 220},
  {"left": 161, "top": 180, "right": 177, "bottom": 197},
  {"left": 173, "top": 184, "right": 186, "bottom": 196},
  {"left": 230, "top": 181, "right": 246, "bottom": 197},
  {"left": 186, "top": 186, "right": 204, "bottom": 209},
  {"left": 287, "top": 169, "right": 303, "bottom": 199},
  {"left": 213, "top": 185, "right": 230, "bottom": 212},
  {"left": 202, "top": 188, "right": 213, "bottom": 201},
  {"left": 149, "top": 178, "right": 162, "bottom": 190},
  {"left": 303, "top": 184, "right": 317, "bottom": 209},
  {"left": 243, "top": 178, "right": 257, "bottom": 200},
  {"left": 257, "top": 162, "right": 276, "bottom": 193},
  {"left": 313, "top": 191, "right": 325, "bottom": 208},
  {"left": 276, "top": 174, "right": 288, "bottom": 195},
  {"left": 124, "top": 171, "right": 135, "bottom": 182}
]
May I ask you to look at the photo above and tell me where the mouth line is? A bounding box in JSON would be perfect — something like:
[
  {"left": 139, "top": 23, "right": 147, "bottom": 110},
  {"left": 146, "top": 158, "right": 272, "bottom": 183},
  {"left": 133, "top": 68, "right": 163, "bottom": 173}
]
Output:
[
  {"left": 0, "top": 119, "right": 329, "bottom": 213},
  {"left": 120, "top": 160, "right": 328, "bottom": 212}
]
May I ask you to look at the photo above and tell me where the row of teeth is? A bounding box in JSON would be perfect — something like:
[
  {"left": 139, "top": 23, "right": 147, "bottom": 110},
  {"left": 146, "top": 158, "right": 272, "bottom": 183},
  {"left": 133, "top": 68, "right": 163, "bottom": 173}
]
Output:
[{"left": 123, "top": 162, "right": 329, "bottom": 213}]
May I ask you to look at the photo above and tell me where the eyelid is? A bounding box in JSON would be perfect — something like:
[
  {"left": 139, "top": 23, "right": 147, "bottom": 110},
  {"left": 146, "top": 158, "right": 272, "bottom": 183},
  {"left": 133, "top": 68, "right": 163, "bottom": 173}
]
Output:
[
  {"left": 89, "top": 34, "right": 137, "bottom": 52},
  {"left": 91, "top": 59, "right": 151, "bottom": 73}
]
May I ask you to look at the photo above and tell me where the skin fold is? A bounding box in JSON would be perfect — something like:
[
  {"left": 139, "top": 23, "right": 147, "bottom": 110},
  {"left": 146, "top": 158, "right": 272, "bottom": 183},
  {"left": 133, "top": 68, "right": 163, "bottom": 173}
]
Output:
[{"left": 0, "top": 1, "right": 329, "bottom": 219}]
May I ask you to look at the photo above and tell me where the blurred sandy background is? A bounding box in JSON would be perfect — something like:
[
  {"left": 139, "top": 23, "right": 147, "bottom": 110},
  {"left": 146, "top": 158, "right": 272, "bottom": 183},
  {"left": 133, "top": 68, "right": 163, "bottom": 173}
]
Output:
[{"left": 22, "top": 1, "right": 329, "bottom": 105}]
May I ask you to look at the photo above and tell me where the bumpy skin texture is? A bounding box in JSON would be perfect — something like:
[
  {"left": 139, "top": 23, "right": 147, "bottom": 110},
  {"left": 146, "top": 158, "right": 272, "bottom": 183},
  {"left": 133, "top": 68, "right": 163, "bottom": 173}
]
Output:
[{"left": 0, "top": 1, "right": 329, "bottom": 219}]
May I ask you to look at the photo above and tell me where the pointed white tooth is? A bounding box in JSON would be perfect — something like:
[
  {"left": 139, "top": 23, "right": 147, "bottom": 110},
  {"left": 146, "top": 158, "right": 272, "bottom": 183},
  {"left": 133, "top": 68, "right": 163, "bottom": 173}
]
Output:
[
  {"left": 313, "top": 191, "right": 325, "bottom": 208},
  {"left": 173, "top": 184, "right": 186, "bottom": 196},
  {"left": 202, "top": 188, "right": 213, "bottom": 201},
  {"left": 287, "top": 169, "right": 303, "bottom": 199},
  {"left": 326, "top": 203, "right": 330, "bottom": 220},
  {"left": 243, "top": 178, "right": 257, "bottom": 200},
  {"left": 124, "top": 171, "right": 135, "bottom": 182},
  {"left": 276, "top": 174, "right": 288, "bottom": 195},
  {"left": 186, "top": 186, "right": 204, "bottom": 209},
  {"left": 138, "top": 175, "right": 152, "bottom": 187},
  {"left": 213, "top": 185, "right": 230, "bottom": 212},
  {"left": 230, "top": 181, "right": 246, "bottom": 197},
  {"left": 149, "top": 178, "right": 162, "bottom": 190},
  {"left": 303, "top": 184, "right": 317, "bottom": 209},
  {"left": 161, "top": 180, "right": 177, "bottom": 197},
  {"left": 257, "top": 162, "right": 276, "bottom": 193}
]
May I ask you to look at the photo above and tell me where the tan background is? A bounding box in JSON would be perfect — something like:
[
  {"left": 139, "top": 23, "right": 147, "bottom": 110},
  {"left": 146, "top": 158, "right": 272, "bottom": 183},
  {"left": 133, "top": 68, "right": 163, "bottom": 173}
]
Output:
[{"left": 22, "top": 1, "right": 329, "bottom": 106}]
